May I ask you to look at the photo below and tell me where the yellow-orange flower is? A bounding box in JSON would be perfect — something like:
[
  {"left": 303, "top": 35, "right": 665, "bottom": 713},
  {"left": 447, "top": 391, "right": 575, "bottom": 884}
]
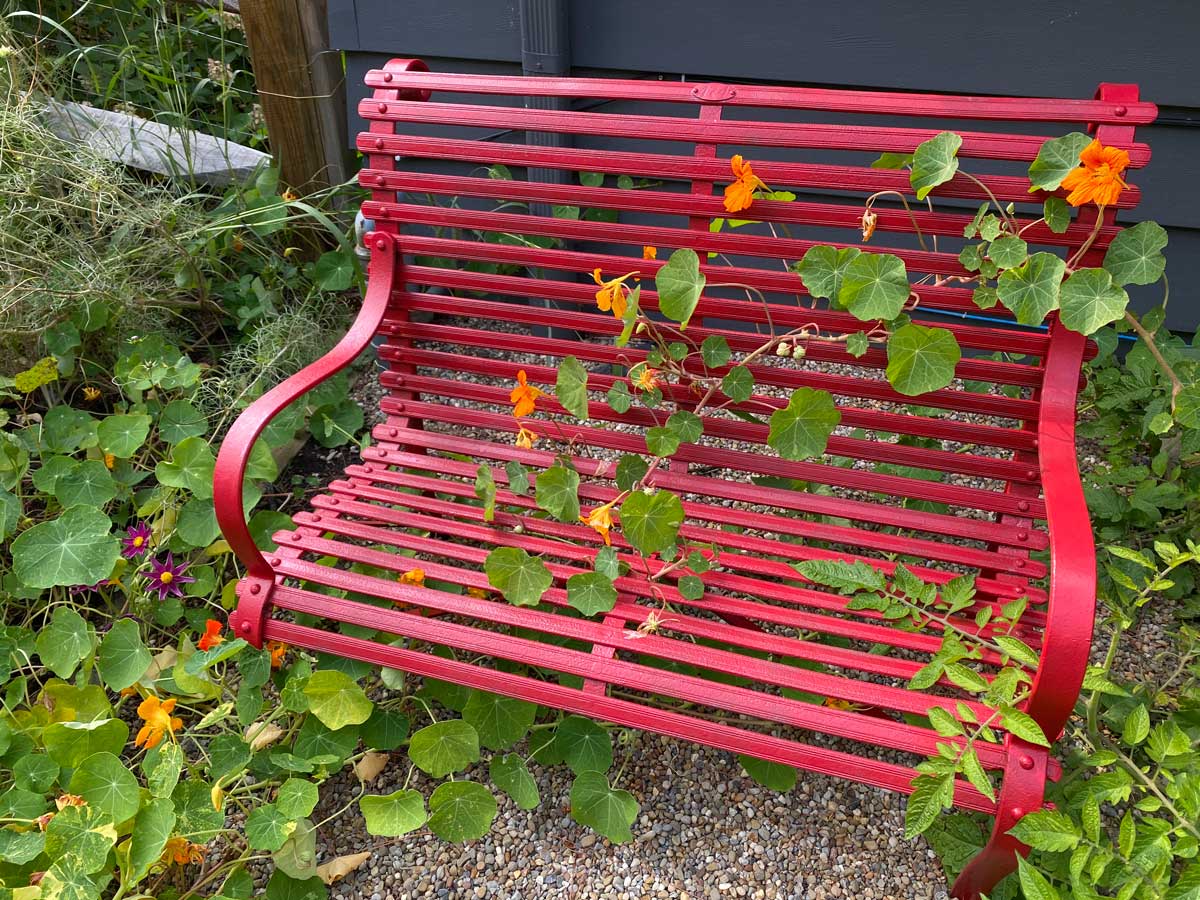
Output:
[
  {"left": 282, "top": 189, "right": 300, "bottom": 202},
  {"left": 861, "top": 210, "right": 878, "bottom": 242},
  {"left": 723, "top": 154, "right": 769, "bottom": 213},
  {"left": 642, "top": 245, "right": 657, "bottom": 260},
  {"left": 592, "top": 269, "right": 638, "bottom": 319},
  {"left": 82, "top": 386, "right": 101, "bottom": 402},
  {"left": 197, "top": 618, "right": 224, "bottom": 651},
  {"left": 515, "top": 425, "right": 537, "bottom": 449},
  {"left": 400, "top": 568, "right": 425, "bottom": 588},
  {"left": 162, "top": 836, "right": 207, "bottom": 866},
  {"left": 1060, "top": 139, "right": 1130, "bottom": 208},
  {"left": 467, "top": 586, "right": 491, "bottom": 599},
  {"left": 135, "top": 696, "right": 182, "bottom": 749},
  {"left": 103, "top": 453, "right": 115, "bottom": 470},
  {"left": 266, "top": 640, "right": 289, "bottom": 668},
  {"left": 509, "top": 370, "right": 545, "bottom": 418},
  {"left": 632, "top": 366, "right": 661, "bottom": 392},
  {"left": 580, "top": 501, "right": 616, "bottom": 545},
  {"left": 55, "top": 794, "right": 86, "bottom": 811}
]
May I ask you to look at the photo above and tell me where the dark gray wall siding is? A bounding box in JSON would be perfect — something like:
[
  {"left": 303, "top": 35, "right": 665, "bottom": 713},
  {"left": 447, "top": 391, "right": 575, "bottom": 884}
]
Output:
[{"left": 331, "top": 0, "right": 1199, "bottom": 331}]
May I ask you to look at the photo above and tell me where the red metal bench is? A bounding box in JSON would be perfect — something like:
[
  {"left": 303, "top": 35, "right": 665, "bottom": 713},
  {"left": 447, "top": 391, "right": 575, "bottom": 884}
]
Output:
[{"left": 214, "top": 61, "right": 1155, "bottom": 898}]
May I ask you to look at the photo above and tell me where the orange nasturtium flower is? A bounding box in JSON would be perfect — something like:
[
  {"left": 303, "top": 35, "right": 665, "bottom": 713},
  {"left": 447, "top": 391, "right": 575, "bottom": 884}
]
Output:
[
  {"left": 632, "top": 366, "right": 661, "bottom": 392},
  {"left": 723, "top": 154, "right": 769, "bottom": 213},
  {"left": 135, "top": 696, "right": 182, "bottom": 749},
  {"left": 162, "top": 836, "right": 207, "bottom": 867},
  {"left": 580, "top": 501, "right": 617, "bottom": 545},
  {"left": 515, "top": 425, "right": 538, "bottom": 449},
  {"left": 467, "top": 586, "right": 491, "bottom": 599},
  {"left": 400, "top": 568, "right": 425, "bottom": 588},
  {"left": 266, "top": 640, "right": 289, "bottom": 668},
  {"left": 642, "top": 245, "right": 657, "bottom": 260},
  {"left": 592, "top": 269, "right": 638, "bottom": 319},
  {"left": 55, "top": 794, "right": 86, "bottom": 811},
  {"left": 197, "top": 618, "right": 224, "bottom": 651},
  {"left": 1060, "top": 139, "right": 1131, "bottom": 208},
  {"left": 82, "top": 386, "right": 101, "bottom": 402},
  {"left": 510, "top": 370, "right": 546, "bottom": 418}
]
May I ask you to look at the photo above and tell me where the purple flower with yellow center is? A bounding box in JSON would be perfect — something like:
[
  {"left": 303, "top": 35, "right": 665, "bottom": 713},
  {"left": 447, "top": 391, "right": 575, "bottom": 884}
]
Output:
[
  {"left": 146, "top": 553, "right": 195, "bottom": 600},
  {"left": 122, "top": 522, "right": 153, "bottom": 559}
]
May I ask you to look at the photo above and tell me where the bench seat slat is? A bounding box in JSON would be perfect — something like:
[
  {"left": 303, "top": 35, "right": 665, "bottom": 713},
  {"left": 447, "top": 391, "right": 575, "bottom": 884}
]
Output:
[{"left": 362, "top": 69, "right": 1156, "bottom": 125}]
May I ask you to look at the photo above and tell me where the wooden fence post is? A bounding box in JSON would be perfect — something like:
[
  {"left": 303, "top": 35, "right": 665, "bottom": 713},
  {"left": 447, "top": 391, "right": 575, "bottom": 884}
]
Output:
[{"left": 241, "top": 0, "right": 351, "bottom": 195}]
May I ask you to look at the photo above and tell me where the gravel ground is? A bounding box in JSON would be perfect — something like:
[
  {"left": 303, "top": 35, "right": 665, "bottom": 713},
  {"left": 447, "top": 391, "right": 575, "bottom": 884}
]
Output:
[{"left": 271, "top": 315, "right": 1175, "bottom": 900}]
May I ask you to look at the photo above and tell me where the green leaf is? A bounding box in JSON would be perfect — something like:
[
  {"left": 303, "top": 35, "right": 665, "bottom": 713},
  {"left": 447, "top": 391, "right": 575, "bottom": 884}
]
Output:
[
  {"left": 909, "top": 131, "right": 962, "bottom": 200},
  {"left": 607, "top": 380, "right": 632, "bottom": 414},
  {"left": 14, "top": 754, "right": 58, "bottom": 793},
  {"left": 1043, "top": 197, "right": 1071, "bottom": 233},
  {"left": 721, "top": 366, "right": 754, "bottom": 403},
  {"left": 964, "top": 203, "right": 990, "bottom": 239},
  {"left": 737, "top": 755, "right": 797, "bottom": 791},
  {"left": 474, "top": 465, "right": 497, "bottom": 523},
  {"left": 570, "top": 771, "right": 638, "bottom": 843},
  {"left": 97, "top": 414, "right": 152, "bottom": 459},
  {"left": 767, "top": 387, "right": 840, "bottom": 460},
  {"left": 427, "top": 781, "right": 498, "bottom": 842},
  {"left": 677, "top": 574, "right": 704, "bottom": 600},
  {"left": 556, "top": 715, "right": 612, "bottom": 773},
  {"left": 127, "top": 797, "right": 175, "bottom": 882},
  {"left": 1008, "top": 809, "right": 1081, "bottom": 852},
  {"left": 69, "top": 751, "right": 141, "bottom": 823},
  {"left": 1058, "top": 267, "right": 1128, "bottom": 335},
  {"left": 615, "top": 455, "right": 648, "bottom": 492},
  {"left": 37, "top": 606, "right": 93, "bottom": 679},
  {"left": 645, "top": 426, "right": 681, "bottom": 458},
  {"left": 795, "top": 559, "right": 885, "bottom": 593},
  {"left": 11, "top": 505, "right": 119, "bottom": 589},
  {"left": 700, "top": 335, "right": 731, "bottom": 368},
  {"left": 44, "top": 719, "right": 128, "bottom": 768},
  {"left": 360, "top": 789, "right": 427, "bottom": 837},
  {"left": 536, "top": 462, "right": 580, "bottom": 522},
  {"left": 1103, "top": 220, "right": 1168, "bottom": 286},
  {"left": 484, "top": 547, "right": 553, "bottom": 607},
  {"left": 619, "top": 490, "right": 683, "bottom": 558},
  {"left": 408, "top": 720, "right": 480, "bottom": 777},
  {"left": 53, "top": 459, "right": 117, "bottom": 509},
  {"left": 275, "top": 778, "right": 320, "bottom": 820},
  {"left": 146, "top": 742, "right": 184, "bottom": 799},
  {"left": 871, "top": 152, "right": 913, "bottom": 170},
  {"left": 988, "top": 235, "right": 1028, "bottom": 270},
  {"left": 159, "top": 399, "right": 208, "bottom": 444},
  {"left": 360, "top": 708, "right": 409, "bottom": 751},
  {"left": 313, "top": 249, "right": 355, "bottom": 291},
  {"left": 1122, "top": 704, "right": 1150, "bottom": 746},
  {"left": 504, "top": 460, "right": 530, "bottom": 496},
  {"left": 302, "top": 669, "right": 372, "bottom": 730},
  {"left": 795, "top": 245, "right": 862, "bottom": 301},
  {"left": 1016, "top": 855, "right": 1063, "bottom": 900},
  {"left": 45, "top": 804, "right": 118, "bottom": 874},
  {"left": 904, "top": 773, "right": 953, "bottom": 838},
  {"left": 0, "top": 828, "right": 45, "bottom": 865},
  {"left": 463, "top": 691, "right": 537, "bottom": 750},
  {"left": 1028, "top": 132, "right": 1091, "bottom": 192},
  {"left": 999, "top": 706, "right": 1050, "bottom": 747},
  {"left": 97, "top": 618, "right": 151, "bottom": 691},
  {"left": 246, "top": 803, "right": 295, "bottom": 851},
  {"left": 666, "top": 410, "right": 703, "bottom": 444},
  {"left": 994, "top": 636, "right": 1041, "bottom": 669},
  {"left": 489, "top": 753, "right": 540, "bottom": 809},
  {"left": 959, "top": 747, "right": 995, "bottom": 803},
  {"left": 886, "top": 324, "right": 961, "bottom": 397},
  {"left": 155, "top": 436, "right": 216, "bottom": 499},
  {"left": 40, "top": 863, "right": 102, "bottom": 900},
  {"left": 997, "top": 252, "right": 1066, "bottom": 326},
  {"left": 556, "top": 356, "right": 589, "bottom": 420},
  {"left": 567, "top": 571, "right": 618, "bottom": 617},
  {"left": 845, "top": 332, "right": 869, "bottom": 358},
  {"left": 616, "top": 284, "right": 641, "bottom": 347},
  {"left": 972, "top": 286, "right": 999, "bottom": 309},
  {"left": 838, "top": 252, "right": 910, "bottom": 321},
  {"left": 655, "top": 248, "right": 706, "bottom": 329}
]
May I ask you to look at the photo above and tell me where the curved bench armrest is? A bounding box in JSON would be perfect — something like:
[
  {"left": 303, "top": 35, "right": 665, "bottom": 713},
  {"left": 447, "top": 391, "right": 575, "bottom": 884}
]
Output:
[
  {"left": 1024, "top": 323, "right": 1096, "bottom": 742},
  {"left": 213, "top": 233, "right": 397, "bottom": 579}
]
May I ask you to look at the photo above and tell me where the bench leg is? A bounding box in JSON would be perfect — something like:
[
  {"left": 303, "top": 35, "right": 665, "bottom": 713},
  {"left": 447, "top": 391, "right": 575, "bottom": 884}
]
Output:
[{"left": 950, "top": 738, "right": 1048, "bottom": 900}]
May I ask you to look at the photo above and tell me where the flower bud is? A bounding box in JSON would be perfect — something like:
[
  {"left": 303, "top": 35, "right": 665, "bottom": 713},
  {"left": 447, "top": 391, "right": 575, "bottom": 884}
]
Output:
[
  {"left": 792, "top": 345, "right": 807, "bottom": 359},
  {"left": 776, "top": 342, "right": 791, "bottom": 356}
]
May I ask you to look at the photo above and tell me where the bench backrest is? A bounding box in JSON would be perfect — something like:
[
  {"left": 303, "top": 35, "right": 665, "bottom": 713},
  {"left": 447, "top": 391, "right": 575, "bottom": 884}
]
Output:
[{"left": 353, "top": 61, "right": 1152, "bottom": 532}]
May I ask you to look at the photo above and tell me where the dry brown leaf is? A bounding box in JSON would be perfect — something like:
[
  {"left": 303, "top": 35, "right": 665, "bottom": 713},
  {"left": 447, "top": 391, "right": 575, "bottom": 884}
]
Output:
[
  {"left": 142, "top": 647, "right": 178, "bottom": 683},
  {"left": 317, "top": 851, "right": 371, "bottom": 885},
  {"left": 244, "top": 721, "right": 285, "bottom": 752},
  {"left": 353, "top": 751, "right": 389, "bottom": 783}
]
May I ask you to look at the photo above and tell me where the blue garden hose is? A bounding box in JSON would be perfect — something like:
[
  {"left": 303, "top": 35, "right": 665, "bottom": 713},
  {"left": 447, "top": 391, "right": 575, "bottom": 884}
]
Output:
[{"left": 919, "top": 306, "right": 1137, "bottom": 341}]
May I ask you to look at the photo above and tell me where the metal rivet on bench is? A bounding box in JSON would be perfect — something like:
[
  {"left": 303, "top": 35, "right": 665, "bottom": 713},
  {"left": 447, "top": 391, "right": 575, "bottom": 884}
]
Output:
[
  {"left": 269, "top": 558, "right": 280, "bottom": 567},
  {"left": 1017, "top": 500, "right": 1030, "bottom": 512},
  {"left": 1115, "top": 105, "right": 1127, "bottom": 116},
  {"left": 250, "top": 583, "right": 261, "bottom": 595},
  {"left": 329, "top": 497, "right": 339, "bottom": 505},
  {"left": 1011, "top": 807, "right": 1024, "bottom": 819},
  {"left": 1025, "top": 468, "right": 1037, "bottom": 480},
  {"left": 363, "top": 464, "right": 373, "bottom": 473},
  {"left": 373, "top": 138, "right": 384, "bottom": 149},
  {"left": 377, "top": 102, "right": 388, "bottom": 113},
  {"left": 388, "top": 427, "right": 399, "bottom": 437},
  {"left": 375, "top": 237, "right": 387, "bottom": 250},
  {"left": 1018, "top": 755, "right": 1034, "bottom": 770},
  {"left": 1017, "top": 530, "right": 1028, "bottom": 542},
  {"left": 383, "top": 72, "right": 394, "bottom": 82},
  {"left": 240, "top": 621, "right": 251, "bottom": 634},
  {"left": 311, "top": 514, "right": 322, "bottom": 522},
  {"left": 375, "top": 175, "right": 386, "bottom": 186},
  {"left": 1015, "top": 560, "right": 1026, "bottom": 569},
  {"left": 393, "top": 402, "right": 405, "bottom": 412}
]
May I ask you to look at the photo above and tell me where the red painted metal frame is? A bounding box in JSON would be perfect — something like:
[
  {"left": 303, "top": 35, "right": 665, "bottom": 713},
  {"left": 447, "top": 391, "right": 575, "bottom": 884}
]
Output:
[{"left": 212, "top": 65, "right": 1147, "bottom": 900}]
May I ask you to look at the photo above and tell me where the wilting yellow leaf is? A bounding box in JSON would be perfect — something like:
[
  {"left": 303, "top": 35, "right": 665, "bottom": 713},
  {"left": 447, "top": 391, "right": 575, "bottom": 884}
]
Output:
[
  {"left": 353, "top": 751, "right": 389, "bottom": 783},
  {"left": 245, "top": 721, "right": 285, "bottom": 752},
  {"left": 317, "top": 851, "right": 371, "bottom": 884}
]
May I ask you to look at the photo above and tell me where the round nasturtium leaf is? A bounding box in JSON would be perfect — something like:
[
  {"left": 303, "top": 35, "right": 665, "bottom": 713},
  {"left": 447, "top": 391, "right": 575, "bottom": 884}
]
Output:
[
  {"left": 427, "top": 781, "right": 498, "bottom": 843},
  {"left": 1058, "top": 268, "right": 1129, "bottom": 336},
  {"left": 996, "top": 252, "right": 1066, "bottom": 327},
  {"left": 97, "top": 413, "right": 152, "bottom": 459},
  {"left": 245, "top": 803, "right": 295, "bottom": 852},
  {"left": 909, "top": 131, "right": 962, "bottom": 200},
  {"left": 97, "top": 618, "right": 151, "bottom": 692},
  {"left": 302, "top": 670, "right": 373, "bottom": 731},
  {"left": 484, "top": 547, "right": 553, "bottom": 607},
  {"left": 1102, "top": 220, "right": 1168, "bottom": 287},
  {"left": 837, "top": 252, "right": 911, "bottom": 321},
  {"left": 566, "top": 572, "right": 618, "bottom": 617},
  {"left": 407, "top": 719, "right": 480, "bottom": 778},
  {"left": 360, "top": 789, "right": 427, "bottom": 837},
  {"left": 618, "top": 490, "right": 683, "bottom": 559},
  {"left": 885, "top": 324, "right": 962, "bottom": 397},
  {"left": 569, "top": 771, "right": 639, "bottom": 843},
  {"left": 11, "top": 505, "right": 119, "bottom": 590},
  {"left": 655, "top": 248, "right": 706, "bottom": 329},
  {"left": 489, "top": 753, "right": 540, "bottom": 810},
  {"left": 554, "top": 715, "right": 613, "bottom": 774},
  {"left": 69, "top": 751, "right": 141, "bottom": 823},
  {"left": 1027, "top": 132, "right": 1092, "bottom": 192},
  {"left": 462, "top": 691, "right": 537, "bottom": 751},
  {"left": 767, "top": 387, "right": 841, "bottom": 461},
  {"left": 737, "top": 754, "right": 798, "bottom": 792}
]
